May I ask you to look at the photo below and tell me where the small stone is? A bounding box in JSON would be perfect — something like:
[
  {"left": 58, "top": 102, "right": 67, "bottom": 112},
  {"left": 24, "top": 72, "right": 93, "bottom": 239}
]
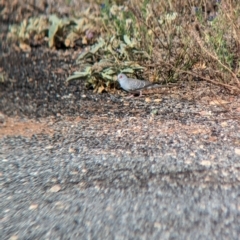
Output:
[
  {"left": 68, "top": 147, "right": 75, "bottom": 153},
  {"left": 29, "top": 204, "right": 38, "bottom": 210},
  {"left": 154, "top": 222, "right": 162, "bottom": 228},
  {"left": 200, "top": 160, "right": 211, "bottom": 166},
  {"left": 54, "top": 201, "right": 65, "bottom": 209},
  {"left": 9, "top": 235, "right": 18, "bottom": 240},
  {"left": 0, "top": 112, "right": 6, "bottom": 124},
  {"left": 151, "top": 109, "right": 158, "bottom": 115},
  {"left": 221, "top": 122, "right": 228, "bottom": 127},
  {"left": 49, "top": 185, "right": 61, "bottom": 193},
  {"left": 209, "top": 99, "right": 229, "bottom": 105},
  {"left": 234, "top": 148, "right": 240, "bottom": 155},
  {"left": 145, "top": 97, "right": 151, "bottom": 102},
  {"left": 45, "top": 145, "right": 54, "bottom": 150}
]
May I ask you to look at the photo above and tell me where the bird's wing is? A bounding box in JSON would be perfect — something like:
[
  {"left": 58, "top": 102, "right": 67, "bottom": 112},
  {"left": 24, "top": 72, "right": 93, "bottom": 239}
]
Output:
[{"left": 129, "top": 79, "right": 152, "bottom": 91}]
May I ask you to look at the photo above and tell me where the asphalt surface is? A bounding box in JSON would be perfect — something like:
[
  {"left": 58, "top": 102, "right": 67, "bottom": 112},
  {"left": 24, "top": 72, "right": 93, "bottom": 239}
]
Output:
[
  {"left": 1, "top": 2, "right": 240, "bottom": 239},
  {"left": 1, "top": 115, "right": 240, "bottom": 239}
]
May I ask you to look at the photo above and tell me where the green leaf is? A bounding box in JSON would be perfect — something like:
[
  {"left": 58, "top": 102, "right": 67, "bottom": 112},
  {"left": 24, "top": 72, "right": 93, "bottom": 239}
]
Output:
[
  {"left": 48, "top": 15, "right": 61, "bottom": 48},
  {"left": 132, "top": 50, "right": 150, "bottom": 59},
  {"left": 119, "top": 43, "right": 129, "bottom": 58},
  {"left": 110, "top": 36, "right": 116, "bottom": 43},
  {"left": 121, "top": 68, "right": 134, "bottom": 73},
  {"left": 90, "top": 38, "right": 105, "bottom": 54},
  {"left": 101, "top": 73, "right": 114, "bottom": 80},
  {"left": 123, "top": 35, "right": 131, "bottom": 45},
  {"left": 124, "top": 61, "right": 145, "bottom": 70},
  {"left": 123, "top": 35, "right": 137, "bottom": 48},
  {"left": 103, "top": 68, "right": 116, "bottom": 75},
  {"left": 77, "top": 51, "right": 92, "bottom": 61},
  {"left": 66, "top": 72, "right": 89, "bottom": 81}
]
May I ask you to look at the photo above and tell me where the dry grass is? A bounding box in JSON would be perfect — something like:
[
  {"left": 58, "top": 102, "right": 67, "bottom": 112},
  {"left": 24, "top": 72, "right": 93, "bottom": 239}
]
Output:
[{"left": 117, "top": 0, "right": 240, "bottom": 93}]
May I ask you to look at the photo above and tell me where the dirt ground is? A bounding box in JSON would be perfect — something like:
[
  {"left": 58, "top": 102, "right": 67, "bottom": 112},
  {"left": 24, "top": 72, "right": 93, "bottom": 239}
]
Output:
[{"left": 1, "top": 0, "right": 240, "bottom": 139}]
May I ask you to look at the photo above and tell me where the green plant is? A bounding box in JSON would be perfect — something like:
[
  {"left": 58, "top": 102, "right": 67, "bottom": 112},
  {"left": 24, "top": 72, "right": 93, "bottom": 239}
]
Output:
[{"left": 66, "top": 36, "right": 149, "bottom": 92}]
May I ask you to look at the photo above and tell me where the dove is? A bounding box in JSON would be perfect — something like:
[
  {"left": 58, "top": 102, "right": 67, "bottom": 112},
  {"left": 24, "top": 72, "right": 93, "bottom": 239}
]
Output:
[{"left": 117, "top": 73, "right": 155, "bottom": 96}]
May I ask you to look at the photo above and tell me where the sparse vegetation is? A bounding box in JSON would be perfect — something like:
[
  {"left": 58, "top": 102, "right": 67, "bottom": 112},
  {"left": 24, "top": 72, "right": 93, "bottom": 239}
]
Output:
[
  {"left": 6, "top": 0, "right": 240, "bottom": 93},
  {"left": 7, "top": 8, "right": 101, "bottom": 48}
]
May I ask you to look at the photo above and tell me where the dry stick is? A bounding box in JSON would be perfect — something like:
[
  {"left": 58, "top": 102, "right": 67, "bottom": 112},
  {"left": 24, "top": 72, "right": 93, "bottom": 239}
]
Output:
[
  {"left": 128, "top": 2, "right": 239, "bottom": 91},
  {"left": 205, "top": 84, "right": 240, "bottom": 122},
  {"left": 155, "top": 62, "right": 240, "bottom": 122},
  {"left": 208, "top": 88, "right": 239, "bottom": 120},
  {"left": 155, "top": 59, "right": 240, "bottom": 93},
  {"left": 224, "top": 10, "right": 240, "bottom": 56},
  {"left": 190, "top": 29, "right": 240, "bottom": 88},
  {"left": 127, "top": 4, "right": 168, "bottom": 50},
  {"left": 151, "top": 4, "right": 172, "bottom": 52}
]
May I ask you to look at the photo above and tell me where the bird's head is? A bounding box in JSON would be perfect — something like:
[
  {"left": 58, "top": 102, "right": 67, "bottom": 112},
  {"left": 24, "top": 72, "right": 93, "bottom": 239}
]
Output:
[{"left": 117, "top": 73, "right": 127, "bottom": 82}]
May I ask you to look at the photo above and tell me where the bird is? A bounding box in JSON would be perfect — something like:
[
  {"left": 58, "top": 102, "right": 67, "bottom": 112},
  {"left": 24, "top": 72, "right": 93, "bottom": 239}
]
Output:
[{"left": 117, "top": 73, "right": 155, "bottom": 96}]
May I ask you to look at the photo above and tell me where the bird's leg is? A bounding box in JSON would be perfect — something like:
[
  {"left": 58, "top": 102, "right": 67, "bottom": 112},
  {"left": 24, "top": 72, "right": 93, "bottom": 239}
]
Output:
[
  {"left": 124, "top": 94, "right": 136, "bottom": 98},
  {"left": 123, "top": 90, "right": 137, "bottom": 98},
  {"left": 124, "top": 91, "right": 144, "bottom": 98}
]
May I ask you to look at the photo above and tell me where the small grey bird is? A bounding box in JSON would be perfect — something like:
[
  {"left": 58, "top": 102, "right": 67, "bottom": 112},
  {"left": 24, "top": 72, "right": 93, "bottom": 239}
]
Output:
[{"left": 117, "top": 73, "right": 154, "bottom": 96}]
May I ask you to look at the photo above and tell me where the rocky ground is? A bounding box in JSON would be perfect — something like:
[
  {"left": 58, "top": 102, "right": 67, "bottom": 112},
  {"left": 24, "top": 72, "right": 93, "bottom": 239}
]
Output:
[{"left": 1, "top": 1, "right": 240, "bottom": 239}]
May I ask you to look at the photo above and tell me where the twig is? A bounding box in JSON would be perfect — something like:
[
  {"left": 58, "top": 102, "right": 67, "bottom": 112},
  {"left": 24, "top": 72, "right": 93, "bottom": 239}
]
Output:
[
  {"left": 156, "top": 59, "right": 240, "bottom": 94},
  {"left": 190, "top": 29, "right": 240, "bottom": 88}
]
